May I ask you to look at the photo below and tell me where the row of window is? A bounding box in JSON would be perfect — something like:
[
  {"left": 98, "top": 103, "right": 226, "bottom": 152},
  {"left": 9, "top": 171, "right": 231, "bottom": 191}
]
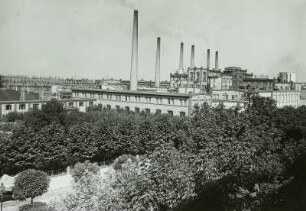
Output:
[
  {"left": 4, "top": 101, "right": 89, "bottom": 111},
  {"left": 212, "top": 93, "right": 244, "bottom": 101},
  {"left": 76, "top": 93, "right": 188, "bottom": 106},
  {"left": 4, "top": 104, "right": 39, "bottom": 111},
  {"left": 189, "top": 72, "right": 207, "bottom": 82},
  {"left": 68, "top": 102, "right": 85, "bottom": 107},
  {"left": 106, "top": 104, "right": 186, "bottom": 117}
]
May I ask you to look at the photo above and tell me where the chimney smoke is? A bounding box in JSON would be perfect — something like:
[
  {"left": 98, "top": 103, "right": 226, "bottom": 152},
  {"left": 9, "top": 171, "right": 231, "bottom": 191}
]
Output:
[
  {"left": 190, "top": 45, "right": 195, "bottom": 68},
  {"left": 207, "top": 49, "right": 210, "bottom": 70},
  {"left": 179, "top": 42, "right": 184, "bottom": 72},
  {"left": 130, "top": 10, "right": 138, "bottom": 91},
  {"left": 215, "top": 51, "right": 219, "bottom": 70},
  {"left": 155, "top": 37, "right": 161, "bottom": 88}
]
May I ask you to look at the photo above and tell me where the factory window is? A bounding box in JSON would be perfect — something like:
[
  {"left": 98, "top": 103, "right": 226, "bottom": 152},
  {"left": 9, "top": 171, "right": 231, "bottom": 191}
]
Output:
[
  {"left": 168, "top": 98, "right": 171, "bottom": 104},
  {"left": 125, "top": 96, "right": 128, "bottom": 101},
  {"left": 180, "top": 112, "right": 186, "bottom": 117},
  {"left": 33, "top": 104, "right": 39, "bottom": 109},
  {"left": 156, "top": 109, "right": 162, "bottom": 114},
  {"left": 203, "top": 72, "right": 207, "bottom": 81},
  {"left": 116, "top": 105, "right": 120, "bottom": 111},
  {"left": 89, "top": 101, "right": 93, "bottom": 106},
  {"left": 172, "top": 99, "right": 175, "bottom": 104},
  {"left": 190, "top": 72, "right": 194, "bottom": 81},
  {"left": 79, "top": 102, "right": 83, "bottom": 107},
  {"left": 167, "top": 110, "right": 173, "bottom": 116},
  {"left": 107, "top": 105, "right": 111, "bottom": 110},
  {"left": 5, "top": 105, "right": 12, "bottom": 110},
  {"left": 125, "top": 106, "right": 130, "bottom": 112},
  {"left": 232, "top": 95, "right": 235, "bottom": 101},
  {"left": 19, "top": 104, "right": 26, "bottom": 110},
  {"left": 145, "top": 108, "right": 150, "bottom": 114},
  {"left": 135, "top": 107, "right": 140, "bottom": 113}
]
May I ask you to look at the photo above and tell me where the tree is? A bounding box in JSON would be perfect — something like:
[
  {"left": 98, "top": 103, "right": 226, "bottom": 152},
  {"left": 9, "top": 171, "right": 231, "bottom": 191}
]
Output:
[
  {"left": 24, "top": 99, "right": 66, "bottom": 131},
  {"left": 13, "top": 169, "right": 49, "bottom": 204},
  {"left": 50, "top": 161, "right": 125, "bottom": 211}
]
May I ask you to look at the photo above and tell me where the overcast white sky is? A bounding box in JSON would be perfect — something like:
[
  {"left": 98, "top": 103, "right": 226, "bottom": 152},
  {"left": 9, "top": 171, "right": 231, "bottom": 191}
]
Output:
[{"left": 0, "top": 0, "right": 305, "bottom": 81}]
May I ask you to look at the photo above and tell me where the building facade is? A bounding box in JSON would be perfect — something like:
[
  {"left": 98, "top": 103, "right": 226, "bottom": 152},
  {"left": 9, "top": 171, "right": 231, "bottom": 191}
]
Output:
[{"left": 72, "top": 88, "right": 193, "bottom": 116}]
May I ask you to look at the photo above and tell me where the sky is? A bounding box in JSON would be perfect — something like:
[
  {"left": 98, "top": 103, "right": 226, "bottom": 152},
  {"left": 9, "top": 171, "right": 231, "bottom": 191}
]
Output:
[{"left": 0, "top": 0, "right": 305, "bottom": 81}]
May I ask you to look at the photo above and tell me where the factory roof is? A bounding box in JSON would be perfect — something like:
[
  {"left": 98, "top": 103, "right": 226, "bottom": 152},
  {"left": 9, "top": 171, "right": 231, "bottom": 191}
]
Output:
[{"left": 0, "top": 89, "right": 39, "bottom": 102}]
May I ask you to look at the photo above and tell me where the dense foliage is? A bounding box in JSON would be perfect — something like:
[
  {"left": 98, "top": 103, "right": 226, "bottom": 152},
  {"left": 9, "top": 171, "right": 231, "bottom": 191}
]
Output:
[{"left": 1, "top": 98, "right": 306, "bottom": 210}]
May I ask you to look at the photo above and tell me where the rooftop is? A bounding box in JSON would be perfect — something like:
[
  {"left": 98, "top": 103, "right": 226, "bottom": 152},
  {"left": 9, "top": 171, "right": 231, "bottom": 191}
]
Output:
[{"left": 0, "top": 89, "right": 39, "bottom": 102}]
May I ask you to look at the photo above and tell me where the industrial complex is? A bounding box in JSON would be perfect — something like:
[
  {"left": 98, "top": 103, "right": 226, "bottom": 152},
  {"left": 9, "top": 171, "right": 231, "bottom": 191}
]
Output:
[{"left": 0, "top": 10, "right": 304, "bottom": 117}]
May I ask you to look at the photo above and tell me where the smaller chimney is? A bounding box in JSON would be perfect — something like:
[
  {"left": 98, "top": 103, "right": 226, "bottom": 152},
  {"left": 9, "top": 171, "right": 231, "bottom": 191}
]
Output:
[
  {"left": 190, "top": 45, "right": 195, "bottom": 68},
  {"left": 215, "top": 51, "right": 219, "bottom": 70},
  {"left": 179, "top": 42, "right": 184, "bottom": 72},
  {"left": 206, "top": 49, "right": 210, "bottom": 70},
  {"left": 155, "top": 37, "right": 161, "bottom": 88}
]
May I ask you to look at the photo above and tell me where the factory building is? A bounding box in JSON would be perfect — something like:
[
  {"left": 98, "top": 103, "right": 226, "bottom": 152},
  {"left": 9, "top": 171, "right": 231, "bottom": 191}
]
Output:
[
  {"left": 72, "top": 88, "right": 192, "bottom": 116},
  {"left": 0, "top": 89, "right": 94, "bottom": 119},
  {"left": 70, "top": 10, "right": 301, "bottom": 113},
  {"left": 170, "top": 46, "right": 227, "bottom": 94}
]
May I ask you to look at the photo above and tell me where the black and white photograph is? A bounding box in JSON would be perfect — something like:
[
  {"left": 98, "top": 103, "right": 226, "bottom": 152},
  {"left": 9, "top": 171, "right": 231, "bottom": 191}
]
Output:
[{"left": 0, "top": 0, "right": 306, "bottom": 210}]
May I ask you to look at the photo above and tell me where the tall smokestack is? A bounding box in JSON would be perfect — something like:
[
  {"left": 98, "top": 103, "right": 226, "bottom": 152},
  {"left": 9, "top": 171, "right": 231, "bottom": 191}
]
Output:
[
  {"left": 215, "top": 51, "right": 219, "bottom": 70},
  {"left": 179, "top": 42, "right": 184, "bottom": 72},
  {"left": 155, "top": 37, "right": 161, "bottom": 88},
  {"left": 130, "top": 10, "right": 138, "bottom": 91},
  {"left": 190, "top": 45, "right": 195, "bottom": 68},
  {"left": 206, "top": 49, "right": 210, "bottom": 70}
]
